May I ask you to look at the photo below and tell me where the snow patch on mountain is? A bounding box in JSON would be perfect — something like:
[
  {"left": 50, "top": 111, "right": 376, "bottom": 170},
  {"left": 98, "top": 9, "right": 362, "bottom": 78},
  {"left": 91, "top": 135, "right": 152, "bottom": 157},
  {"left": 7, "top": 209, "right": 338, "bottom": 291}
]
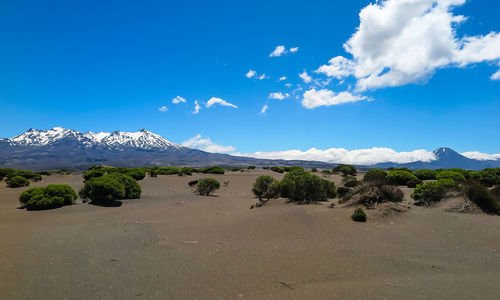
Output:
[{"left": 6, "top": 127, "right": 182, "bottom": 150}]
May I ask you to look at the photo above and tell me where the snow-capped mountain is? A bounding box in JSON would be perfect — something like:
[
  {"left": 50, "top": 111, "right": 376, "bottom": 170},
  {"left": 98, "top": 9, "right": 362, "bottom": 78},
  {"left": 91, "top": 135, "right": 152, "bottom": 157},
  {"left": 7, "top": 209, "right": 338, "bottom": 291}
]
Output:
[
  {"left": 0, "top": 127, "right": 334, "bottom": 170},
  {"left": 6, "top": 127, "right": 182, "bottom": 150}
]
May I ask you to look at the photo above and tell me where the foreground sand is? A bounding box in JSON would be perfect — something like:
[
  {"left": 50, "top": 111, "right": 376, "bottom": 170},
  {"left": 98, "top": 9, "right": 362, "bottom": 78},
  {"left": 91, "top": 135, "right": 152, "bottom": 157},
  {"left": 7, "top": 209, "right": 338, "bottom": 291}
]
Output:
[{"left": 1, "top": 170, "right": 499, "bottom": 299}]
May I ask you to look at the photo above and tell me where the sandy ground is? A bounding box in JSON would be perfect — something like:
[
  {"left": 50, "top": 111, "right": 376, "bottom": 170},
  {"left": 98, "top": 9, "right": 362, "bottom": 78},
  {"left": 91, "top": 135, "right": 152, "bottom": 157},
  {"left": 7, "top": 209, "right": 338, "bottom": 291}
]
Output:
[{"left": 0, "top": 170, "right": 499, "bottom": 300}]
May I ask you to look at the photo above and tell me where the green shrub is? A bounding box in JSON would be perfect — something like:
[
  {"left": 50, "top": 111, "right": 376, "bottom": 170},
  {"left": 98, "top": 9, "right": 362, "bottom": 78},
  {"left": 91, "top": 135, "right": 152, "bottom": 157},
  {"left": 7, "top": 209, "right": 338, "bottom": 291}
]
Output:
[
  {"left": 337, "top": 187, "right": 352, "bottom": 198},
  {"left": 79, "top": 176, "right": 126, "bottom": 205},
  {"left": 358, "top": 183, "right": 404, "bottom": 206},
  {"left": 198, "top": 166, "right": 225, "bottom": 174},
  {"left": 352, "top": 207, "right": 367, "bottom": 222},
  {"left": 414, "top": 169, "right": 437, "bottom": 180},
  {"left": 321, "top": 169, "right": 331, "bottom": 177},
  {"left": 406, "top": 178, "right": 422, "bottom": 188},
  {"left": 386, "top": 170, "right": 418, "bottom": 186},
  {"left": 83, "top": 169, "right": 107, "bottom": 181},
  {"left": 231, "top": 167, "right": 242, "bottom": 172},
  {"left": 107, "top": 173, "right": 141, "bottom": 199},
  {"left": 123, "top": 168, "right": 146, "bottom": 181},
  {"left": 478, "top": 168, "right": 500, "bottom": 187},
  {"left": 411, "top": 180, "right": 452, "bottom": 205},
  {"left": 491, "top": 185, "right": 500, "bottom": 197},
  {"left": 311, "top": 168, "right": 318, "bottom": 173},
  {"left": 363, "top": 169, "right": 387, "bottom": 183},
  {"left": 6, "top": 176, "right": 30, "bottom": 188},
  {"left": 466, "top": 182, "right": 500, "bottom": 214},
  {"left": 44, "top": 184, "right": 78, "bottom": 205},
  {"left": 19, "top": 185, "right": 77, "bottom": 210},
  {"left": 342, "top": 175, "right": 359, "bottom": 187},
  {"left": 180, "top": 167, "right": 194, "bottom": 175},
  {"left": 280, "top": 168, "right": 336, "bottom": 204},
  {"left": 332, "top": 164, "right": 357, "bottom": 176},
  {"left": 197, "top": 178, "right": 220, "bottom": 196},
  {"left": 247, "top": 166, "right": 256, "bottom": 169},
  {"left": 436, "top": 171, "right": 466, "bottom": 183},
  {"left": 392, "top": 167, "right": 414, "bottom": 173},
  {"left": 252, "top": 176, "right": 280, "bottom": 202},
  {"left": 271, "top": 166, "right": 285, "bottom": 173}
]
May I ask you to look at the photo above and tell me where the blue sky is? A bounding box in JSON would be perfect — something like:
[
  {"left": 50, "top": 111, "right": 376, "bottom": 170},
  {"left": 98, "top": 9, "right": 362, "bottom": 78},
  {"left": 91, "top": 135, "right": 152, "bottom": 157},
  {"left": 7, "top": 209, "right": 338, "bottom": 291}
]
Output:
[{"left": 1, "top": 0, "right": 499, "bottom": 163}]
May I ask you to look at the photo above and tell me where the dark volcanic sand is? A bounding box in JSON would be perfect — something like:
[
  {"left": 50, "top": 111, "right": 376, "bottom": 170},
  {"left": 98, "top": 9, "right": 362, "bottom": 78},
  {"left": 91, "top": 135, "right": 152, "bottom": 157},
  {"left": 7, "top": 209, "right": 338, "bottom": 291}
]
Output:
[{"left": 0, "top": 170, "right": 499, "bottom": 299}]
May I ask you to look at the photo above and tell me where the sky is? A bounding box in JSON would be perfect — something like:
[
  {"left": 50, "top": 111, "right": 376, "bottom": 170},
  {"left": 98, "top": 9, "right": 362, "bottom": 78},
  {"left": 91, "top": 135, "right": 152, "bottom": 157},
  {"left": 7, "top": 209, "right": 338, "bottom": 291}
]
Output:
[{"left": 1, "top": 0, "right": 499, "bottom": 164}]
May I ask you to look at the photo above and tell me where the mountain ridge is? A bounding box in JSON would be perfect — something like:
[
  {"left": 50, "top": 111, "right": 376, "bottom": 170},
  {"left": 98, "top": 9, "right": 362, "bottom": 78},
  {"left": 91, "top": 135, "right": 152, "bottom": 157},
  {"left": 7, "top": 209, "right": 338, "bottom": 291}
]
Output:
[{"left": 1, "top": 128, "right": 499, "bottom": 171}]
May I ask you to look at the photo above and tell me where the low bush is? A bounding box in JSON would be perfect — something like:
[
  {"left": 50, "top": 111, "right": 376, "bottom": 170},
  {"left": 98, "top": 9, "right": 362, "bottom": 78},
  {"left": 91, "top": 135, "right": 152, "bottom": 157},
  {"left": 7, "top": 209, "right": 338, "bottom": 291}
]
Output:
[
  {"left": 337, "top": 187, "right": 352, "bottom": 198},
  {"left": 79, "top": 176, "right": 126, "bottom": 205},
  {"left": 270, "top": 166, "right": 285, "bottom": 173},
  {"left": 352, "top": 207, "right": 367, "bottom": 222},
  {"left": 386, "top": 170, "right": 418, "bottom": 186},
  {"left": 392, "top": 167, "right": 414, "bottom": 173},
  {"left": 19, "top": 184, "right": 77, "bottom": 210},
  {"left": 197, "top": 178, "right": 220, "bottom": 196},
  {"left": 342, "top": 175, "right": 359, "bottom": 187},
  {"left": 466, "top": 182, "right": 500, "bottom": 214},
  {"left": 436, "top": 171, "right": 466, "bottom": 183},
  {"left": 332, "top": 164, "right": 357, "bottom": 176},
  {"left": 6, "top": 176, "right": 30, "bottom": 188},
  {"left": 411, "top": 180, "right": 450, "bottom": 205},
  {"left": 198, "top": 166, "right": 225, "bottom": 174},
  {"left": 247, "top": 166, "right": 256, "bottom": 169},
  {"left": 363, "top": 169, "right": 387, "bottom": 183},
  {"left": 357, "top": 183, "right": 404, "bottom": 206},
  {"left": 311, "top": 168, "right": 318, "bottom": 173},
  {"left": 406, "top": 178, "right": 422, "bottom": 188},
  {"left": 231, "top": 167, "right": 242, "bottom": 172},
  {"left": 478, "top": 168, "right": 500, "bottom": 187},
  {"left": 321, "top": 170, "right": 331, "bottom": 177},
  {"left": 414, "top": 169, "right": 437, "bottom": 180},
  {"left": 280, "top": 168, "right": 336, "bottom": 204},
  {"left": 252, "top": 176, "right": 280, "bottom": 202},
  {"left": 107, "top": 173, "right": 141, "bottom": 199}
]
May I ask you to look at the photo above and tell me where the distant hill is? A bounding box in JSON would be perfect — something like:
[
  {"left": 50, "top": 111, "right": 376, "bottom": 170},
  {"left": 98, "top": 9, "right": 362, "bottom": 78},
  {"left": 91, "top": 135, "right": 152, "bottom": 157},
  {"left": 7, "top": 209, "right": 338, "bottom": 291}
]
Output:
[
  {"left": 374, "top": 148, "right": 500, "bottom": 170},
  {"left": 0, "top": 127, "right": 334, "bottom": 171},
  {"left": 1, "top": 128, "right": 498, "bottom": 171}
]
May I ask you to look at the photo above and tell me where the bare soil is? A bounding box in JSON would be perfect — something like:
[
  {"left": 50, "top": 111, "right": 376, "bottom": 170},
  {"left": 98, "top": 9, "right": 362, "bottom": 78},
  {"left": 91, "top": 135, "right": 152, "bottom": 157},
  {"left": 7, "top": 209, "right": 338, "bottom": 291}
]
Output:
[{"left": 1, "top": 170, "right": 499, "bottom": 299}]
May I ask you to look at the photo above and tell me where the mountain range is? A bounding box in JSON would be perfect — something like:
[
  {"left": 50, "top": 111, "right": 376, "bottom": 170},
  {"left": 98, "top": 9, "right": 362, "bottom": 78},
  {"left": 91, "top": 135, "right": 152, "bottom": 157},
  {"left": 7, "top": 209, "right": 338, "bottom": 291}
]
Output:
[{"left": 0, "top": 128, "right": 498, "bottom": 171}]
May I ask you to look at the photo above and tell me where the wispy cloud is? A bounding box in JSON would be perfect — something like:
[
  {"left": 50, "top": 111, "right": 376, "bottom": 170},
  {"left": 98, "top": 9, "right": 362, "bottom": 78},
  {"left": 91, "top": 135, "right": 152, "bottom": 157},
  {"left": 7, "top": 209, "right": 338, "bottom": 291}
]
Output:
[
  {"left": 461, "top": 151, "right": 500, "bottom": 161},
  {"left": 260, "top": 104, "right": 269, "bottom": 114},
  {"left": 269, "top": 92, "right": 289, "bottom": 100},
  {"left": 158, "top": 106, "right": 168, "bottom": 112},
  {"left": 193, "top": 100, "right": 201, "bottom": 114},
  {"left": 234, "top": 147, "right": 436, "bottom": 165},
  {"left": 206, "top": 97, "right": 238, "bottom": 108},
  {"left": 302, "top": 89, "right": 367, "bottom": 109},
  {"left": 182, "top": 134, "right": 235, "bottom": 153},
  {"left": 269, "top": 45, "right": 286, "bottom": 57},
  {"left": 279, "top": 76, "right": 287, "bottom": 81},
  {"left": 299, "top": 71, "right": 312, "bottom": 83},
  {"left": 290, "top": 47, "right": 299, "bottom": 53},
  {"left": 172, "top": 96, "right": 186, "bottom": 104},
  {"left": 246, "top": 70, "right": 257, "bottom": 78}
]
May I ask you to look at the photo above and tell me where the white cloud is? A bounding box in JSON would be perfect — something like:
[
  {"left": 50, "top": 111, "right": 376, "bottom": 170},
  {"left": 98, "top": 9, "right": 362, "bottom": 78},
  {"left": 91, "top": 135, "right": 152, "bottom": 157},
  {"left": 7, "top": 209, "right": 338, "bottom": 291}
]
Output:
[
  {"left": 172, "top": 96, "right": 186, "bottom": 104},
  {"left": 206, "top": 97, "right": 238, "bottom": 108},
  {"left": 302, "top": 88, "right": 367, "bottom": 109},
  {"left": 461, "top": 151, "right": 500, "bottom": 161},
  {"left": 285, "top": 83, "right": 292, "bottom": 88},
  {"left": 260, "top": 104, "right": 269, "bottom": 114},
  {"left": 316, "top": 0, "right": 500, "bottom": 91},
  {"left": 182, "top": 134, "right": 235, "bottom": 153},
  {"left": 279, "top": 76, "right": 287, "bottom": 81},
  {"left": 290, "top": 47, "right": 299, "bottom": 53},
  {"left": 158, "top": 106, "right": 168, "bottom": 112},
  {"left": 246, "top": 70, "right": 257, "bottom": 78},
  {"left": 234, "top": 147, "right": 436, "bottom": 165},
  {"left": 257, "top": 74, "right": 268, "bottom": 80},
  {"left": 269, "top": 92, "right": 289, "bottom": 100},
  {"left": 299, "top": 71, "right": 312, "bottom": 83},
  {"left": 193, "top": 100, "right": 201, "bottom": 114},
  {"left": 269, "top": 45, "right": 286, "bottom": 57},
  {"left": 491, "top": 67, "right": 500, "bottom": 80}
]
